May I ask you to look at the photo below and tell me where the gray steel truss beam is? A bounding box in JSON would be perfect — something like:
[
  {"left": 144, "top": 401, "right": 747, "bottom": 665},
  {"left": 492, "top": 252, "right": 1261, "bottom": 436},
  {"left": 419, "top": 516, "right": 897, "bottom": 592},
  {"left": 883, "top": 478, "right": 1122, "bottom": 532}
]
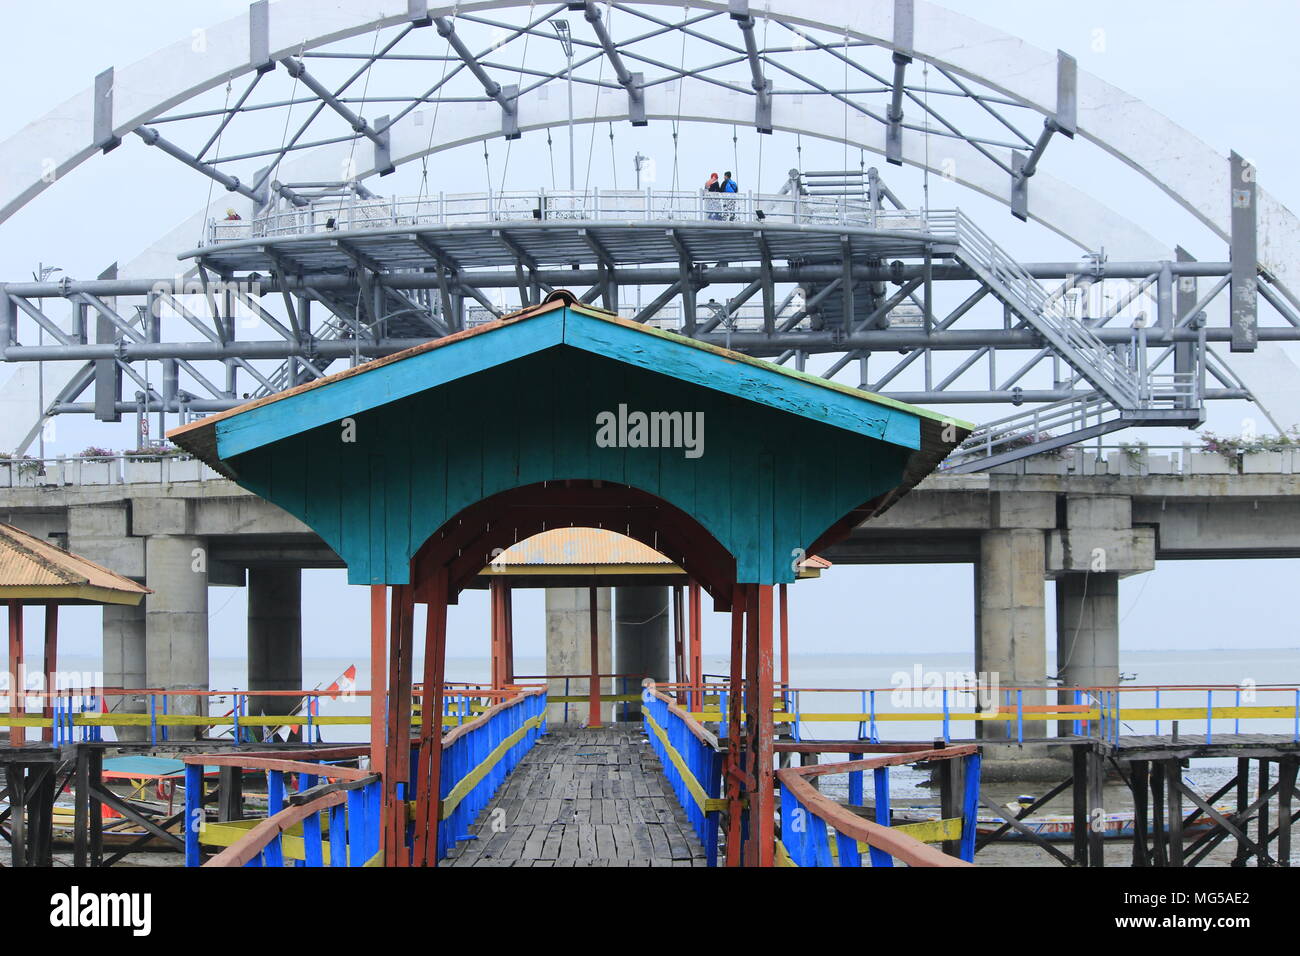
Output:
[
  {"left": 580, "top": 1, "right": 647, "bottom": 125},
  {"left": 730, "top": 1, "right": 773, "bottom": 133},
  {"left": 433, "top": 16, "right": 521, "bottom": 138},
  {"left": 1011, "top": 51, "right": 1077, "bottom": 221},
  {"left": 134, "top": 128, "right": 266, "bottom": 204},
  {"left": 279, "top": 57, "right": 394, "bottom": 174},
  {"left": 886, "top": 0, "right": 914, "bottom": 164},
  {"left": 0, "top": 260, "right": 1237, "bottom": 301}
]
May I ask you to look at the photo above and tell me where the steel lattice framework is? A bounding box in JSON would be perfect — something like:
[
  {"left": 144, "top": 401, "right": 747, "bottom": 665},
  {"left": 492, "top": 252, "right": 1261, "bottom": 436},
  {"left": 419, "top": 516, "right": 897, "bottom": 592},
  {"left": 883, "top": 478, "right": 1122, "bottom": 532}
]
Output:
[{"left": 2, "top": 0, "right": 1298, "bottom": 470}]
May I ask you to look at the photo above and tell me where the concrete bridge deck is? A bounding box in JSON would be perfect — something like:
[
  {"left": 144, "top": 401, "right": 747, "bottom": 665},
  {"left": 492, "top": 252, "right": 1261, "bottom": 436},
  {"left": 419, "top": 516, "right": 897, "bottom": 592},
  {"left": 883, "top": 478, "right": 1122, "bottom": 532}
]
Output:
[{"left": 443, "top": 725, "right": 709, "bottom": 867}]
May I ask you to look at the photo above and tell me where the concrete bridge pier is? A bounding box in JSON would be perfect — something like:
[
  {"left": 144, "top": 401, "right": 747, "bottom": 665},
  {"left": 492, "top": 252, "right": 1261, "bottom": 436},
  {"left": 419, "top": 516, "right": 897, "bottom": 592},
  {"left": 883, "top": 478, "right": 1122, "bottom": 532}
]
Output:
[
  {"left": 545, "top": 587, "right": 613, "bottom": 725},
  {"left": 102, "top": 602, "right": 146, "bottom": 741},
  {"left": 247, "top": 567, "right": 303, "bottom": 724},
  {"left": 1054, "top": 572, "right": 1120, "bottom": 690},
  {"left": 614, "top": 586, "right": 671, "bottom": 719},
  {"left": 975, "top": 527, "right": 1048, "bottom": 742},
  {"left": 144, "top": 534, "right": 209, "bottom": 738},
  {"left": 1047, "top": 495, "right": 1155, "bottom": 734}
]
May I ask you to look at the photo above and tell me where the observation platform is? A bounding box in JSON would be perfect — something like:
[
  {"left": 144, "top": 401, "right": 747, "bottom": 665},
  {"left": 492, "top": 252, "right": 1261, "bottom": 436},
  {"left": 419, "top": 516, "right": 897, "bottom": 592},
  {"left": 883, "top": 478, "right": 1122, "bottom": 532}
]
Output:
[{"left": 186, "top": 189, "right": 940, "bottom": 274}]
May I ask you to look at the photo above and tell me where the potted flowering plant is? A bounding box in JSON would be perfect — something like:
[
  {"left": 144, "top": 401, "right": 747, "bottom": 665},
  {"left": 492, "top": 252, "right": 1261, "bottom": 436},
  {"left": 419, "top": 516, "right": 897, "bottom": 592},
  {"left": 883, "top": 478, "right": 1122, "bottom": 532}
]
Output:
[{"left": 75, "top": 446, "right": 118, "bottom": 484}]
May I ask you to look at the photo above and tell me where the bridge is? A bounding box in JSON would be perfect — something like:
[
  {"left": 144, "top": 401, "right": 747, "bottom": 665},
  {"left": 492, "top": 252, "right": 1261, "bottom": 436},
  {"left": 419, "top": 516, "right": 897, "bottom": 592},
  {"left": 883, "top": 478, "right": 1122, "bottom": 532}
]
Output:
[
  {"left": 1, "top": 1, "right": 1297, "bottom": 873},
  {"left": 1, "top": 443, "right": 1296, "bottom": 721}
]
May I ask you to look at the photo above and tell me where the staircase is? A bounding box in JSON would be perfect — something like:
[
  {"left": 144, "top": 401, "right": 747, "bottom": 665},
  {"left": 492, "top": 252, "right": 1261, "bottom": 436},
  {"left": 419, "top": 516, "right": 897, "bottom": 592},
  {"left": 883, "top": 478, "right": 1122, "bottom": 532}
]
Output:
[{"left": 929, "top": 210, "right": 1140, "bottom": 409}]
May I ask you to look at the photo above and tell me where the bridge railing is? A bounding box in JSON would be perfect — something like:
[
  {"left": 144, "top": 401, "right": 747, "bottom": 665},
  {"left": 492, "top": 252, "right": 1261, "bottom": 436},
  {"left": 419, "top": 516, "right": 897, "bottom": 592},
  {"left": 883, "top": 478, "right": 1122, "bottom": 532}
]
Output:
[
  {"left": 3, "top": 683, "right": 502, "bottom": 746},
  {"left": 436, "top": 687, "right": 546, "bottom": 861},
  {"left": 777, "top": 746, "right": 980, "bottom": 867},
  {"left": 641, "top": 687, "right": 724, "bottom": 866},
  {"left": 210, "top": 189, "right": 939, "bottom": 243},
  {"left": 678, "top": 682, "right": 1300, "bottom": 745},
  {"left": 0, "top": 453, "right": 221, "bottom": 487},
  {"left": 184, "top": 750, "right": 382, "bottom": 867},
  {"left": 976, "top": 441, "right": 1300, "bottom": 477},
  {"left": 183, "top": 688, "right": 547, "bottom": 866}
]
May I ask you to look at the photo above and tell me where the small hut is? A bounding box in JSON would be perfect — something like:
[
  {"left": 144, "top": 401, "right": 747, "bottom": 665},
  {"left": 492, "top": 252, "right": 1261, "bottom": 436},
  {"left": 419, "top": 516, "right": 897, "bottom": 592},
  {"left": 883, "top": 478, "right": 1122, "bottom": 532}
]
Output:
[{"left": 0, "top": 522, "right": 150, "bottom": 745}]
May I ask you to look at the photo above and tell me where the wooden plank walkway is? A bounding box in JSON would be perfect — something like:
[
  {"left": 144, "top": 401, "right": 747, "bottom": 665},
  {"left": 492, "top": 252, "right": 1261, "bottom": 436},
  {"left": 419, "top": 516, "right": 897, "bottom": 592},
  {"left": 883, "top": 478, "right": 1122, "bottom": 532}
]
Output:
[{"left": 444, "top": 724, "right": 709, "bottom": 867}]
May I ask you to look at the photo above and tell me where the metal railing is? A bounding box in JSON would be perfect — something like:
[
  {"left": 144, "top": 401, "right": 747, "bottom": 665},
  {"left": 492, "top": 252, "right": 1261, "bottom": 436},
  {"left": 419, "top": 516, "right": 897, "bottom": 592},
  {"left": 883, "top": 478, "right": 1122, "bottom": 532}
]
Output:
[
  {"left": 947, "top": 392, "right": 1117, "bottom": 467},
  {"left": 1, "top": 684, "right": 508, "bottom": 746},
  {"left": 209, "top": 188, "right": 934, "bottom": 243},
  {"left": 933, "top": 210, "right": 1141, "bottom": 408},
  {"left": 671, "top": 682, "right": 1300, "bottom": 746}
]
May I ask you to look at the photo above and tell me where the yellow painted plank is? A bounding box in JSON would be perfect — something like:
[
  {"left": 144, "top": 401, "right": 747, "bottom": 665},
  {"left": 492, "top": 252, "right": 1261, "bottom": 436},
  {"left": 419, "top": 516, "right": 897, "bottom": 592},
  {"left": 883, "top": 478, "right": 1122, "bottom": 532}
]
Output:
[
  {"left": 198, "top": 820, "right": 332, "bottom": 864},
  {"left": 892, "top": 816, "right": 962, "bottom": 844},
  {"left": 643, "top": 710, "right": 726, "bottom": 813}
]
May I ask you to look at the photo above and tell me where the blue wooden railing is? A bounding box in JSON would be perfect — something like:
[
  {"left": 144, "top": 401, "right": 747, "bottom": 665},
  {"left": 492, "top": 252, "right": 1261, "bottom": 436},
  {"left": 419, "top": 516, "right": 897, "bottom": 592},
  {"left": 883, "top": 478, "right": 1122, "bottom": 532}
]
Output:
[
  {"left": 437, "top": 687, "right": 546, "bottom": 860},
  {"left": 184, "top": 688, "right": 547, "bottom": 867},
  {"left": 777, "top": 745, "right": 981, "bottom": 868},
  {"left": 642, "top": 688, "right": 724, "bottom": 866},
  {"left": 184, "top": 752, "right": 382, "bottom": 867}
]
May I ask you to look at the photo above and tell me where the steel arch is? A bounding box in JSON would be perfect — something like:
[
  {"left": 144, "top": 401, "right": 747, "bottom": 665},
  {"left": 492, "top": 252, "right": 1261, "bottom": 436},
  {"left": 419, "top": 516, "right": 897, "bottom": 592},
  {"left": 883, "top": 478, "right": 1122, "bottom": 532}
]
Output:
[{"left": 0, "top": 0, "right": 1293, "bottom": 289}]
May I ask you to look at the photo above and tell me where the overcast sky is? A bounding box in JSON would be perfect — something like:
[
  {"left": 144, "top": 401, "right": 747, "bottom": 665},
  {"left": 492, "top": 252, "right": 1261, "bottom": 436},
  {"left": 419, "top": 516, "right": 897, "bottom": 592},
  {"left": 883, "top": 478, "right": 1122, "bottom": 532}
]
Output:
[{"left": 2, "top": 1, "right": 1298, "bottom": 680}]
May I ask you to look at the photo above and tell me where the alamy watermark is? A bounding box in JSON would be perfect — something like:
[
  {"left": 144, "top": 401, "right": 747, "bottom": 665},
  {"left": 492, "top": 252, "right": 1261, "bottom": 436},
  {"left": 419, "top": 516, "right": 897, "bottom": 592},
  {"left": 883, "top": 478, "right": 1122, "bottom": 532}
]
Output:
[
  {"left": 890, "top": 664, "right": 1000, "bottom": 713},
  {"left": 1, "top": 668, "right": 104, "bottom": 699},
  {"left": 595, "top": 404, "right": 704, "bottom": 459},
  {"left": 49, "top": 887, "right": 151, "bottom": 936}
]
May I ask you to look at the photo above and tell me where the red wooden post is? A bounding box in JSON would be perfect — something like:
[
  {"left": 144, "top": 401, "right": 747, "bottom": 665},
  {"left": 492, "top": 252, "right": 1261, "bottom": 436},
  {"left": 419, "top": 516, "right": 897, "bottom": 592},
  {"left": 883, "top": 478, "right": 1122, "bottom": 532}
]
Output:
[
  {"left": 672, "top": 585, "right": 686, "bottom": 702},
  {"left": 489, "top": 578, "right": 505, "bottom": 689},
  {"left": 778, "top": 582, "right": 790, "bottom": 692},
  {"left": 743, "top": 584, "right": 775, "bottom": 867},
  {"left": 42, "top": 602, "right": 57, "bottom": 743},
  {"left": 688, "top": 581, "right": 702, "bottom": 709},
  {"left": 382, "top": 584, "right": 415, "bottom": 866},
  {"left": 8, "top": 599, "right": 23, "bottom": 745},
  {"left": 587, "top": 585, "right": 601, "bottom": 727},
  {"left": 724, "top": 585, "right": 746, "bottom": 867},
  {"left": 412, "top": 567, "right": 449, "bottom": 866},
  {"left": 369, "top": 585, "right": 387, "bottom": 774},
  {"left": 502, "top": 583, "right": 514, "bottom": 685}
]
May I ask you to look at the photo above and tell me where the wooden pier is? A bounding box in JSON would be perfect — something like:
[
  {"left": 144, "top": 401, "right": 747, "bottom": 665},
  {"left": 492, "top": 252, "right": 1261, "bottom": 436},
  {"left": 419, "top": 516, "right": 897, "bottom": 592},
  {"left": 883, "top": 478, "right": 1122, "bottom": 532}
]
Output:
[
  {"left": 1102, "top": 734, "right": 1300, "bottom": 868},
  {"left": 444, "top": 725, "right": 708, "bottom": 867}
]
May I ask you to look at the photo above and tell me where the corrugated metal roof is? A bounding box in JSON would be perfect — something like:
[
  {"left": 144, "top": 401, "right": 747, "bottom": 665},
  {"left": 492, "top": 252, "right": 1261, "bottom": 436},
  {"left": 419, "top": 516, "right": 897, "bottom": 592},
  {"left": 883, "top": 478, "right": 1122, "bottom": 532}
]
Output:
[
  {"left": 0, "top": 523, "right": 150, "bottom": 604},
  {"left": 489, "top": 527, "right": 830, "bottom": 575},
  {"left": 494, "top": 528, "right": 673, "bottom": 568}
]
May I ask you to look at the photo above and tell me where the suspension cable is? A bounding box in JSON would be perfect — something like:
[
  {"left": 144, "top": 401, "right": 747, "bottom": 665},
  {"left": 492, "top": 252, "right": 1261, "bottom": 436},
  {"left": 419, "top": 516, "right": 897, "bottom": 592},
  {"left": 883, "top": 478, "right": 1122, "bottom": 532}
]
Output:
[
  {"left": 417, "top": 4, "right": 458, "bottom": 206},
  {"left": 671, "top": 7, "right": 688, "bottom": 191},
  {"left": 200, "top": 79, "right": 234, "bottom": 243},
  {"left": 334, "top": 28, "right": 382, "bottom": 220},
  {"left": 497, "top": 1, "right": 535, "bottom": 192}
]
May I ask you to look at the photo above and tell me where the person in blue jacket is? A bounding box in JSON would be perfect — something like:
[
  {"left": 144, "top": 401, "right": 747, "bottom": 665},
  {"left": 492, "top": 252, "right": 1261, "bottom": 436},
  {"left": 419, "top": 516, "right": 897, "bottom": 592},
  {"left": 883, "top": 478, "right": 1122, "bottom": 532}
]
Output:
[{"left": 720, "top": 171, "right": 739, "bottom": 220}]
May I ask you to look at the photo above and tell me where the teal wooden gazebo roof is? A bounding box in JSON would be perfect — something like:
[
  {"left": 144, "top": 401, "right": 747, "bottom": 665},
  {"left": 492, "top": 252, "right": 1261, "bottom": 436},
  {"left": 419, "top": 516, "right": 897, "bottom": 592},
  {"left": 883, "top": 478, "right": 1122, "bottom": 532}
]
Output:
[{"left": 170, "top": 293, "right": 969, "bottom": 588}]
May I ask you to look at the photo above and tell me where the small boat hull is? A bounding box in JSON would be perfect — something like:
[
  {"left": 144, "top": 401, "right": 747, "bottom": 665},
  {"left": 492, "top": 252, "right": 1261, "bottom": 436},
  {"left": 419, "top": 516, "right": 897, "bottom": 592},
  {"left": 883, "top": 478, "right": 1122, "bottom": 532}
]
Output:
[{"left": 892, "top": 805, "right": 1223, "bottom": 842}]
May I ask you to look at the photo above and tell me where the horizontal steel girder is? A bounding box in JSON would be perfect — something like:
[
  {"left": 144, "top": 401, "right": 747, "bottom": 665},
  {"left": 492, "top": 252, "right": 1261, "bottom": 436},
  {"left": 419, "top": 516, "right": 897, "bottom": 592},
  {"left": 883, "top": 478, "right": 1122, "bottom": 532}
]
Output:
[
  {"left": 0, "top": 260, "right": 1234, "bottom": 300},
  {"left": 4, "top": 326, "right": 1294, "bottom": 364},
  {"left": 49, "top": 387, "right": 1248, "bottom": 416}
]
